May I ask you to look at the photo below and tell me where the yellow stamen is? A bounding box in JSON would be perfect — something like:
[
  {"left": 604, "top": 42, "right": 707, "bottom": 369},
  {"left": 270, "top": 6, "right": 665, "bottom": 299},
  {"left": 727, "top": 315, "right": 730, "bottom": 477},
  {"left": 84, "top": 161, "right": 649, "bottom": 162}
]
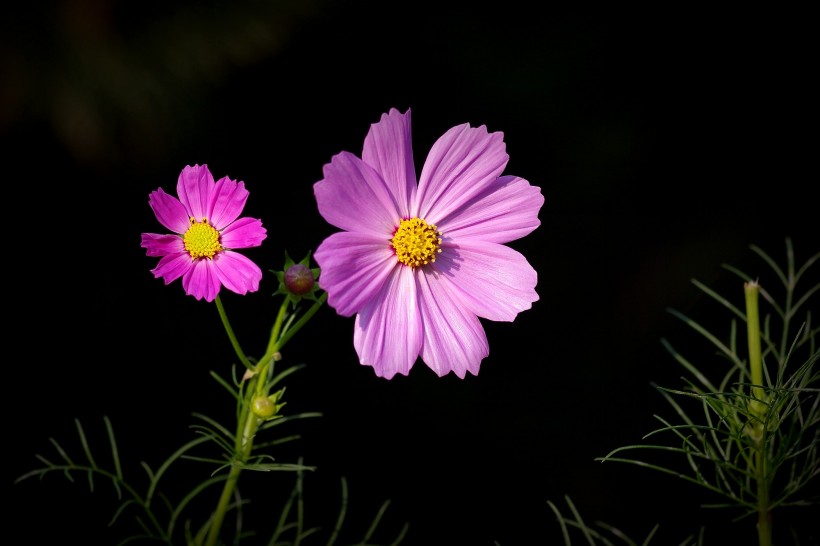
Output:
[
  {"left": 183, "top": 217, "right": 222, "bottom": 259},
  {"left": 391, "top": 217, "right": 442, "bottom": 267}
]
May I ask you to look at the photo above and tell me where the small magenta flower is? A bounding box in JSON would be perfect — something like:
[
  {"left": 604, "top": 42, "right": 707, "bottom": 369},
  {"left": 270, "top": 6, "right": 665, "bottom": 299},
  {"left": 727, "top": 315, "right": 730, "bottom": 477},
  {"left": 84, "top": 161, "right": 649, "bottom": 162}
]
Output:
[
  {"left": 141, "top": 164, "right": 267, "bottom": 302},
  {"left": 314, "top": 108, "right": 543, "bottom": 379}
]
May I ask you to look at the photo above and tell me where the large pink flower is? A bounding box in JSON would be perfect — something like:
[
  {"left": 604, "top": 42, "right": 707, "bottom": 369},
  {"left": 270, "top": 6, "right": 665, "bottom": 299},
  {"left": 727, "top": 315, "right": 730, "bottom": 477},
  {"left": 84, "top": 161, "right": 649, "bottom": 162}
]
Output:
[
  {"left": 314, "top": 108, "right": 543, "bottom": 379},
  {"left": 141, "top": 164, "right": 267, "bottom": 302}
]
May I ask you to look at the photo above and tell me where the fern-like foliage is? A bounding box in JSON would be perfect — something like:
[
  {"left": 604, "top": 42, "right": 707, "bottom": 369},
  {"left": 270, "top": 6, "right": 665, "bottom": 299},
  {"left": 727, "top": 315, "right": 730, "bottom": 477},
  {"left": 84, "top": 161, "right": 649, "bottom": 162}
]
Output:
[
  {"left": 15, "top": 415, "right": 216, "bottom": 545},
  {"left": 545, "top": 495, "right": 705, "bottom": 546},
  {"left": 546, "top": 238, "right": 818, "bottom": 545},
  {"left": 594, "top": 238, "right": 818, "bottom": 533},
  {"left": 15, "top": 364, "right": 408, "bottom": 546},
  {"left": 265, "top": 468, "right": 409, "bottom": 546}
]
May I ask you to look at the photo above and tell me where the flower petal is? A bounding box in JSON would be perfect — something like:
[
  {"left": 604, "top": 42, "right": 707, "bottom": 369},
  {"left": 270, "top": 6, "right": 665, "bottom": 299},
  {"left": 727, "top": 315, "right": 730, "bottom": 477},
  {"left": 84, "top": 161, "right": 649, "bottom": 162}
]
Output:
[
  {"left": 208, "top": 176, "right": 250, "bottom": 229},
  {"left": 315, "top": 231, "right": 398, "bottom": 316},
  {"left": 151, "top": 252, "right": 193, "bottom": 285},
  {"left": 220, "top": 217, "right": 267, "bottom": 249},
  {"left": 436, "top": 175, "right": 544, "bottom": 244},
  {"left": 211, "top": 251, "right": 263, "bottom": 296},
  {"left": 314, "top": 152, "right": 402, "bottom": 236},
  {"left": 182, "top": 259, "right": 222, "bottom": 302},
  {"left": 415, "top": 123, "right": 508, "bottom": 223},
  {"left": 141, "top": 233, "right": 185, "bottom": 257},
  {"left": 176, "top": 164, "right": 215, "bottom": 220},
  {"left": 417, "top": 269, "right": 488, "bottom": 378},
  {"left": 361, "top": 108, "right": 417, "bottom": 218},
  {"left": 353, "top": 266, "right": 422, "bottom": 379},
  {"left": 432, "top": 240, "right": 538, "bottom": 322},
  {"left": 148, "top": 188, "right": 190, "bottom": 234}
]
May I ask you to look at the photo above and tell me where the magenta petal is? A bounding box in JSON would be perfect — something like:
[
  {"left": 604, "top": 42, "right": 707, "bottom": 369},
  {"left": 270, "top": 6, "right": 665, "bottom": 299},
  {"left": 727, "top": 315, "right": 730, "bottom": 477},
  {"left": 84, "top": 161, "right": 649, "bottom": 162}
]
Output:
[
  {"left": 417, "top": 270, "right": 488, "bottom": 378},
  {"left": 415, "top": 123, "right": 509, "bottom": 222},
  {"left": 151, "top": 252, "right": 193, "bottom": 285},
  {"left": 433, "top": 240, "right": 538, "bottom": 322},
  {"left": 314, "top": 231, "right": 397, "bottom": 316},
  {"left": 361, "top": 108, "right": 417, "bottom": 218},
  {"left": 220, "top": 217, "right": 267, "bottom": 249},
  {"left": 182, "top": 259, "right": 222, "bottom": 302},
  {"left": 211, "top": 252, "right": 263, "bottom": 296},
  {"left": 208, "top": 176, "right": 249, "bottom": 229},
  {"left": 141, "top": 233, "right": 185, "bottom": 257},
  {"left": 437, "top": 175, "right": 544, "bottom": 244},
  {"left": 148, "top": 188, "right": 190, "bottom": 234},
  {"left": 176, "top": 164, "right": 215, "bottom": 220},
  {"left": 353, "top": 266, "right": 422, "bottom": 379},
  {"left": 314, "top": 152, "right": 402, "bottom": 236}
]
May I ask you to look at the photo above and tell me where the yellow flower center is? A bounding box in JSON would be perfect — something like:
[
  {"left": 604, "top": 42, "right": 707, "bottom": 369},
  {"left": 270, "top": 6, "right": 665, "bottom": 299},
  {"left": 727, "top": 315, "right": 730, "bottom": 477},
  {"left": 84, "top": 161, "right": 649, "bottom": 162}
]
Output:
[
  {"left": 391, "top": 217, "right": 442, "bottom": 267},
  {"left": 183, "top": 217, "right": 223, "bottom": 259}
]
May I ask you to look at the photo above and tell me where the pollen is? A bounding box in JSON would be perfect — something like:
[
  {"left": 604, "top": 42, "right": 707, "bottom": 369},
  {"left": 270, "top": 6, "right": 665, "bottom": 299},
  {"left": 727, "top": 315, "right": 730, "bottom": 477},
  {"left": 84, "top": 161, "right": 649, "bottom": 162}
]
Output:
[
  {"left": 391, "top": 217, "right": 442, "bottom": 267},
  {"left": 183, "top": 217, "right": 223, "bottom": 259}
]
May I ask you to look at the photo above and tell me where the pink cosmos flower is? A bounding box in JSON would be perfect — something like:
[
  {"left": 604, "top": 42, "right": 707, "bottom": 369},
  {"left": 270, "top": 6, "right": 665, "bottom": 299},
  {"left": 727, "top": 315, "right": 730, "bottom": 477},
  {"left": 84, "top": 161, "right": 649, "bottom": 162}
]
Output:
[
  {"left": 141, "top": 164, "right": 267, "bottom": 302},
  {"left": 314, "top": 108, "right": 543, "bottom": 379}
]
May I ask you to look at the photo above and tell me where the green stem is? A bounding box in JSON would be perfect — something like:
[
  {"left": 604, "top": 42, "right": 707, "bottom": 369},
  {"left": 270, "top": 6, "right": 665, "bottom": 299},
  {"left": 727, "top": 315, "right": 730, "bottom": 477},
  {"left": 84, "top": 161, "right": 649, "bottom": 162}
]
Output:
[
  {"left": 215, "top": 295, "right": 253, "bottom": 371},
  {"left": 259, "top": 300, "right": 290, "bottom": 370},
  {"left": 204, "top": 398, "right": 260, "bottom": 546},
  {"left": 745, "top": 281, "right": 772, "bottom": 546},
  {"left": 203, "top": 291, "right": 326, "bottom": 545},
  {"left": 258, "top": 292, "right": 328, "bottom": 368},
  {"left": 278, "top": 292, "right": 328, "bottom": 351},
  {"left": 203, "top": 296, "right": 265, "bottom": 546}
]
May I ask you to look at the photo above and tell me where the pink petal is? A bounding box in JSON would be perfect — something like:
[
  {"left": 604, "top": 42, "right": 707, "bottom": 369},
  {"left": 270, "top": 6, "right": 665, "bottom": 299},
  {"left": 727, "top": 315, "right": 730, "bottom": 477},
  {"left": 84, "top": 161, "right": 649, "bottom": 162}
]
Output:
[
  {"left": 220, "top": 217, "right": 267, "bottom": 249},
  {"left": 353, "top": 266, "right": 422, "bottom": 379},
  {"left": 361, "top": 108, "right": 417, "bottom": 218},
  {"left": 141, "top": 233, "right": 185, "bottom": 257},
  {"left": 208, "top": 176, "right": 250, "bottom": 229},
  {"left": 151, "top": 252, "right": 194, "bottom": 285},
  {"left": 436, "top": 175, "right": 544, "bottom": 244},
  {"left": 417, "top": 269, "right": 489, "bottom": 378},
  {"left": 176, "top": 164, "right": 215, "bottom": 221},
  {"left": 415, "top": 123, "right": 509, "bottom": 223},
  {"left": 314, "top": 152, "right": 403, "bottom": 236},
  {"left": 182, "top": 259, "right": 222, "bottom": 302},
  {"left": 148, "top": 188, "right": 190, "bottom": 234},
  {"left": 211, "top": 251, "right": 263, "bottom": 296},
  {"left": 432, "top": 240, "right": 538, "bottom": 322},
  {"left": 314, "top": 231, "right": 398, "bottom": 317}
]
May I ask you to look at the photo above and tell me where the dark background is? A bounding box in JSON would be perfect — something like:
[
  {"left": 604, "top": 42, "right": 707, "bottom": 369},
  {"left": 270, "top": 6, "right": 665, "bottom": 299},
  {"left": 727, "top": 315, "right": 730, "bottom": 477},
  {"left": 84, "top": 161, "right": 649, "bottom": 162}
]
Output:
[{"left": 4, "top": 1, "right": 817, "bottom": 545}]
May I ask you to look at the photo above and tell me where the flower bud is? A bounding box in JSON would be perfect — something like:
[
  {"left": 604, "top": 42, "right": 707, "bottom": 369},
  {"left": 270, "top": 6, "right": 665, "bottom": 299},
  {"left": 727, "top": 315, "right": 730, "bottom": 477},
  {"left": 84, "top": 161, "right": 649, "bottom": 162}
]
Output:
[
  {"left": 284, "top": 263, "right": 315, "bottom": 295},
  {"left": 252, "top": 395, "right": 276, "bottom": 419}
]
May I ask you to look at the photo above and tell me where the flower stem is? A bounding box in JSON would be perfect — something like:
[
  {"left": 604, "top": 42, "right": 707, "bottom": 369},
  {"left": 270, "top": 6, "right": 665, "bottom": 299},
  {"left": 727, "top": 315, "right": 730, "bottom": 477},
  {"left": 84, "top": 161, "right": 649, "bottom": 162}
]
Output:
[
  {"left": 260, "top": 299, "right": 290, "bottom": 368},
  {"left": 277, "top": 292, "right": 328, "bottom": 351},
  {"left": 259, "top": 291, "right": 328, "bottom": 366},
  {"left": 204, "top": 383, "right": 260, "bottom": 546},
  {"left": 745, "top": 280, "right": 771, "bottom": 546},
  {"left": 203, "top": 292, "right": 326, "bottom": 545},
  {"left": 203, "top": 297, "right": 269, "bottom": 546},
  {"left": 215, "top": 295, "right": 253, "bottom": 371}
]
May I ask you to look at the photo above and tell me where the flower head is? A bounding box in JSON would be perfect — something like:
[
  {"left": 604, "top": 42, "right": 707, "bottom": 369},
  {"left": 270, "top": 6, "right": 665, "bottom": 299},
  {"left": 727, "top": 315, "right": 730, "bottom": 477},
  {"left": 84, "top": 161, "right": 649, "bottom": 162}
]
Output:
[
  {"left": 313, "top": 108, "right": 543, "bottom": 379},
  {"left": 141, "top": 164, "right": 267, "bottom": 302}
]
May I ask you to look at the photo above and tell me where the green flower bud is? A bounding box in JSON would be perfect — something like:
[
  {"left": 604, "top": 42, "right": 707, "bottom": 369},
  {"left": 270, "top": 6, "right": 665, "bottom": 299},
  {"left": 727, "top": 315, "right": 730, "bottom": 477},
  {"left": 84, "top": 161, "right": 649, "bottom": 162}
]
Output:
[{"left": 252, "top": 396, "right": 276, "bottom": 419}]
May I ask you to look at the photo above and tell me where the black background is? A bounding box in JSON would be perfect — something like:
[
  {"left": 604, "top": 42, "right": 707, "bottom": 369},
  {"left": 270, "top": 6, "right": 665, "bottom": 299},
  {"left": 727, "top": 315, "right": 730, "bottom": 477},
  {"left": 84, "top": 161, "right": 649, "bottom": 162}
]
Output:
[{"left": 4, "top": 1, "right": 818, "bottom": 545}]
